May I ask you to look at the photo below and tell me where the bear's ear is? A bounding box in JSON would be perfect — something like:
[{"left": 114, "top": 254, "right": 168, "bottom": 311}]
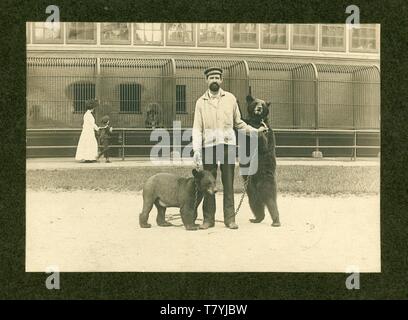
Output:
[{"left": 246, "top": 95, "right": 254, "bottom": 105}]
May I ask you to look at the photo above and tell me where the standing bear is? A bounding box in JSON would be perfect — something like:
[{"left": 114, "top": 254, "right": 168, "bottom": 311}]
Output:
[
  {"left": 240, "top": 95, "right": 281, "bottom": 227},
  {"left": 139, "top": 169, "right": 217, "bottom": 230}
]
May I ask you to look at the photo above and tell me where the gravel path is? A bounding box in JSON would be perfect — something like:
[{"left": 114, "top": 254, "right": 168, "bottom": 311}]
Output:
[{"left": 26, "top": 191, "right": 380, "bottom": 272}]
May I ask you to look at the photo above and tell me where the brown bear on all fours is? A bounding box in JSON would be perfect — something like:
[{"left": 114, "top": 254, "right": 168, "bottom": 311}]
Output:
[
  {"left": 240, "top": 95, "right": 281, "bottom": 227},
  {"left": 139, "top": 169, "right": 217, "bottom": 231}
]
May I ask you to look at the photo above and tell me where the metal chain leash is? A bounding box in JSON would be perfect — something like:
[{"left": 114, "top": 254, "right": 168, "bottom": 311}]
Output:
[
  {"left": 167, "top": 180, "right": 200, "bottom": 226},
  {"left": 233, "top": 134, "right": 263, "bottom": 217},
  {"left": 169, "top": 129, "right": 265, "bottom": 222},
  {"left": 194, "top": 181, "right": 199, "bottom": 211},
  {"left": 234, "top": 175, "right": 250, "bottom": 216},
  {"left": 168, "top": 174, "right": 250, "bottom": 224}
]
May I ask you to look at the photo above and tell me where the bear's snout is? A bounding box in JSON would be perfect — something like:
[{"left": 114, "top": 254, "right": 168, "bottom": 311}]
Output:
[
  {"left": 254, "top": 105, "right": 263, "bottom": 115},
  {"left": 207, "top": 187, "right": 217, "bottom": 195}
]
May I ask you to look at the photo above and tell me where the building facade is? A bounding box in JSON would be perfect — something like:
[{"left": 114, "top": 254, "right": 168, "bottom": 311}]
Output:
[{"left": 26, "top": 23, "right": 380, "bottom": 157}]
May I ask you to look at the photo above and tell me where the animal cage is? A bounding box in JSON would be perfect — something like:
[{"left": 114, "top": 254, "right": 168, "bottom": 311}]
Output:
[
  {"left": 316, "top": 64, "right": 380, "bottom": 129},
  {"left": 98, "top": 58, "right": 175, "bottom": 128},
  {"left": 27, "top": 57, "right": 176, "bottom": 128},
  {"left": 172, "top": 58, "right": 249, "bottom": 127},
  {"left": 247, "top": 61, "right": 317, "bottom": 128},
  {"left": 27, "top": 57, "right": 380, "bottom": 131},
  {"left": 27, "top": 57, "right": 97, "bottom": 128},
  {"left": 246, "top": 61, "right": 380, "bottom": 130}
]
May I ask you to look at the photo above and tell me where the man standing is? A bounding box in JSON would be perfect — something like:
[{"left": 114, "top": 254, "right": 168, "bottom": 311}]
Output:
[{"left": 192, "top": 67, "right": 266, "bottom": 230}]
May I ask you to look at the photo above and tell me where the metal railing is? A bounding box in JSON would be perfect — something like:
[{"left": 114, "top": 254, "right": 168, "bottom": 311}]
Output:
[{"left": 26, "top": 128, "right": 380, "bottom": 160}]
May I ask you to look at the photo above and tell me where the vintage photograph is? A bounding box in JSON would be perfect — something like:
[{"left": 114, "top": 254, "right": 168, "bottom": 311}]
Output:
[{"left": 26, "top": 22, "right": 380, "bottom": 272}]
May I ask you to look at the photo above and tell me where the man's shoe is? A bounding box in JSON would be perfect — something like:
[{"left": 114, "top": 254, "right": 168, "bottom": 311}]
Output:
[
  {"left": 226, "top": 222, "right": 239, "bottom": 230},
  {"left": 199, "top": 222, "right": 215, "bottom": 230}
]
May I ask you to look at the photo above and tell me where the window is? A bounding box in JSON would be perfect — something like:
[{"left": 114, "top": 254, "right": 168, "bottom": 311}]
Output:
[
  {"left": 261, "top": 24, "right": 288, "bottom": 49},
  {"left": 134, "top": 23, "right": 163, "bottom": 45},
  {"left": 231, "top": 24, "right": 258, "bottom": 48},
  {"left": 320, "top": 24, "right": 346, "bottom": 51},
  {"left": 26, "top": 22, "right": 30, "bottom": 44},
  {"left": 32, "top": 22, "right": 63, "bottom": 44},
  {"left": 198, "top": 23, "right": 226, "bottom": 47},
  {"left": 101, "top": 23, "right": 131, "bottom": 44},
  {"left": 120, "top": 83, "right": 141, "bottom": 113},
  {"left": 350, "top": 24, "right": 378, "bottom": 52},
  {"left": 66, "top": 22, "right": 96, "bottom": 44},
  {"left": 166, "top": 23, "right": 195, "bottom": 46},
  {"left": 292, "top": 24, "right": 318, "bottom": 50},
  {"left": 176, "top": 85, "right": 187, "bottom": 114},
  {"left": 72, "top": 82, "right": 96, "bottom": 113}
]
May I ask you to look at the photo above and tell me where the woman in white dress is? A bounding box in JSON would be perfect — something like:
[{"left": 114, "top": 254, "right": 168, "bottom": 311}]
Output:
[{"left": 75, "top": 100, "right": 100, "bottom": 162}]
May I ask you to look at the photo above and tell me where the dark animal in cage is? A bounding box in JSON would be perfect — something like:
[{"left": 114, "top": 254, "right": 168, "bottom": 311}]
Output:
[
  {"left": 241, "top": 95, "right": 281, "bottom": 227},
  {"left": 145, "top": 103, "right": 163, "bottom": 129}
]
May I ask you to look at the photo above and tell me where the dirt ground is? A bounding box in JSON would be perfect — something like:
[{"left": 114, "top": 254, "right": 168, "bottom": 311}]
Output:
[{"left": 26, "top": 191, "right": 380, "bottom": 272}]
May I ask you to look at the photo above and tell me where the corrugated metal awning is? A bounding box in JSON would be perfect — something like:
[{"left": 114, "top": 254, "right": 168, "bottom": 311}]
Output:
[
  {"left": 316, "top": 64, "right": 380, "bottom": 82},
  {"left": 173, "top": 58, "right": 248, "bottom": 79},
  {"left": 27, "top": 57, "right": 97, "bottom": 68},
  {"left": 100, "top": 58, "right": 172, "bottom": 68},
  {"left": 246, "top": 60, "right": 317, "bottom": 80}
]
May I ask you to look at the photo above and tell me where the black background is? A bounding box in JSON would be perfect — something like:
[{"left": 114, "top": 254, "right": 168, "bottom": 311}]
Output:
[{"left": 1, "top": 0, "right": 407, "bottom": 300}]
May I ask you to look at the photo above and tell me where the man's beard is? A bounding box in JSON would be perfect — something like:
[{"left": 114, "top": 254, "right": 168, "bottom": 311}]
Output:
[{"left": 209, "top": 82, "right": 220, "bottom": 92}]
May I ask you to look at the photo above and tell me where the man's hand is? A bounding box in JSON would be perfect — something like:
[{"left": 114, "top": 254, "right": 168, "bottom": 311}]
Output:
[
  {"left": 257, "top": 126, "right": 268, "bottom": 133},
  {"left": 193, "top": 151, "right": 202, "bottom": 167}
]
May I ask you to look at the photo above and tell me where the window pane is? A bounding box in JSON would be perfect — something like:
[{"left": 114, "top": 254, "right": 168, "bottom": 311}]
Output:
[
  {"left": 134, "top": 23, "right": 163, "bottom": 45},
  {"left": 33, "top": 22, "right": 62, "bottom": 42},
  {"left": 166, "top": 23, "right": 194, "bottom": 45},
  {"left": 67, "top": 22, "right": 95, "bottom": 42},
  {"left": 261, "top": 24, "right": 287, "bottom": 47},
  {"left": 351, "top": 24, "right": 377, "bottom": 51},
  {"left": 26, "top": 23, "right": 30, "bottom": 43},
  {"left": 231, "top": 23, "right": 257, "bottom": 47},
  {"left": 292, "top": 24, "right": 317, "bottom": 49},
  {"left": 321, "top": 25, "right": 345, "bottom": 50},
  {"left": 73, "top": 83, "right": 95, "bottom": 113},
  {"left": 199, "top": 23, "right": 225, "bottom": 46},
  {"left": 176, "top": 85, "right": 186, "bottom": 113},
  {"left": 101, "top": 23, "right": 130, "bottom": 42},
  {"left": 120, "top": 83, "right": 141, "bottom": 113},
  {"left": 153, "top": 30, "right": 161, "bottom": 42}
]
